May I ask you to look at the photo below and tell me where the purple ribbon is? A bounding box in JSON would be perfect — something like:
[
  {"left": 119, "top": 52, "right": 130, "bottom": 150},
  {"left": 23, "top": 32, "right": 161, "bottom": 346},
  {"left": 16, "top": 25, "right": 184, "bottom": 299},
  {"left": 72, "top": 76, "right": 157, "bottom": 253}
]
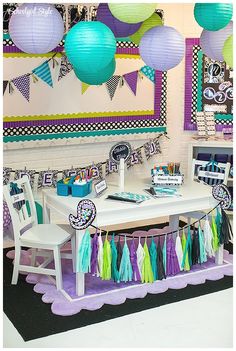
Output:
[
  {"left": 129, "top": 239, "right": 141, "bottom": 281},
  {"left": 166, "top": 237, "right": 181, "bottom": 276},
  {"left": 90, "top": 231, "right": 98, "bottom": 275}
]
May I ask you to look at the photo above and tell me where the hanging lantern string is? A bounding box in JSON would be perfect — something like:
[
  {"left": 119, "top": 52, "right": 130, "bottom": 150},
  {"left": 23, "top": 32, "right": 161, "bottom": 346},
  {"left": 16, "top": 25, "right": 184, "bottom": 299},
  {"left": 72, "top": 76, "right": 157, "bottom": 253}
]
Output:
[
  {"left": 90, "top": 202, "right": 221, "bottom": 238},
  {"left": 7, "top": 132, "right": 169, "bottom": 174}
]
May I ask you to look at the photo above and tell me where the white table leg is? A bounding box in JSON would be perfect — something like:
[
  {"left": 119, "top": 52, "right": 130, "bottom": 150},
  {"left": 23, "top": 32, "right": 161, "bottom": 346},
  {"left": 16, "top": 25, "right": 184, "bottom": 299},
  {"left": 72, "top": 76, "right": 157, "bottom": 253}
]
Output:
[
  {"left": 42, "top": 195, "right": 50, "bottom": 224},
  {"left": 76, "top": 229, "right": 85, "bottom": 296},
  {"left": 215, "top": 244, "right": 224, "bottom": 265}
]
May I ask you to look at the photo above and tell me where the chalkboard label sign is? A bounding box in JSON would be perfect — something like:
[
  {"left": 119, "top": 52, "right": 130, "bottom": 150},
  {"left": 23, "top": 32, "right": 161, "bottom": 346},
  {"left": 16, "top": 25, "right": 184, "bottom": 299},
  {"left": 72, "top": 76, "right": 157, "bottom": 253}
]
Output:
[{"left": 109, "top": 142, "right": 131, "bottom": 164}]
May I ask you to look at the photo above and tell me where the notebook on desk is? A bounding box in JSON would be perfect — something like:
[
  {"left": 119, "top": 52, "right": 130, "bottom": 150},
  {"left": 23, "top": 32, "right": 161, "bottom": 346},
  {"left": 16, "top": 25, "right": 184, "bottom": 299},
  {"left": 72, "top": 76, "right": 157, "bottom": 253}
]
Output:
[
  {"left": 106, "top": 192, "right": 151, "bottom": 204},
  {"left": 144, "top": 187, "right": 182, "bottom": 198}
]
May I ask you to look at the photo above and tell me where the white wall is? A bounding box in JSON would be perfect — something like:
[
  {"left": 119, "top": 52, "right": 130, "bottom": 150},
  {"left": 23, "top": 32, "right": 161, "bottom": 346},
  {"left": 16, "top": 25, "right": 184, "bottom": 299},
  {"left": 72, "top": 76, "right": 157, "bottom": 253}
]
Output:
[{"left": 4, "top": 4, "right": 205, "bottom": 188}]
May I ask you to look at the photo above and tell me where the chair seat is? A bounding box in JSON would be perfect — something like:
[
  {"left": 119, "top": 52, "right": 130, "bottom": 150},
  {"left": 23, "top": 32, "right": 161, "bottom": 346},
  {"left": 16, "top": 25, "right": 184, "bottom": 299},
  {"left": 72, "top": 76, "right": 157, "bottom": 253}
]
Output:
[
  {"left": 20, "top": 224, "right": 72, "bottom": 246},
  {"left": 57, "top": 223, "right": 75, "bottom": 236}
]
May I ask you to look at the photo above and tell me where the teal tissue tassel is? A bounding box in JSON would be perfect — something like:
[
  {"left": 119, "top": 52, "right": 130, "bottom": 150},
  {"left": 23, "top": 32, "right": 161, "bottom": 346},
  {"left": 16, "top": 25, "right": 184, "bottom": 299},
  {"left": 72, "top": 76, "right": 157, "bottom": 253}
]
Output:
[
  {"left": 110, "top": 233, "right": 120, "bottom": 282},
  {"left": 149, "top": 238, "right": 158, "bottom": 280},
  {"left": 198, "top": 226, "right": 207, "bottom": 264},
  {"left": 119, "top": 237, "right": 133, "bottom": 282},
  {"left": 77, "top": 229, "right": 91, "bottom": 273}
]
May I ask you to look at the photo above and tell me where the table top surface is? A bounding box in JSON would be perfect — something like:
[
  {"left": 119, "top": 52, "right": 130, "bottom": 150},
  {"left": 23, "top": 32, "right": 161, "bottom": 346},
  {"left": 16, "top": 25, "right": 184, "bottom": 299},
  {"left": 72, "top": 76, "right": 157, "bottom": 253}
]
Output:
[{"left": 43, "top": 178, "right": 217, "bottom": 227}]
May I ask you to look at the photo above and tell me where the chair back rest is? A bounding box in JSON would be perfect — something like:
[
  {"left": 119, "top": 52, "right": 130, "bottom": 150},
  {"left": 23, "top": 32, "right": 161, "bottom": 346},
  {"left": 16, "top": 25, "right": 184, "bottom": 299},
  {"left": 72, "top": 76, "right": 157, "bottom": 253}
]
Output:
[
  {"left": 3, "top": 176, "right": 37, "bottom": 241},
  {"left": 192, "top": 159, "right": 230, "bottom": 186}
]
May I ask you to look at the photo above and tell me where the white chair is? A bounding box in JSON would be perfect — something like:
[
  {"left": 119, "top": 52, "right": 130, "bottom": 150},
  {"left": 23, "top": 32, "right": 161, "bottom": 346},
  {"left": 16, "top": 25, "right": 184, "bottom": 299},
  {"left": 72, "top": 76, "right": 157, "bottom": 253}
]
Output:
[{"left": 3, "top": 176, "right": 76, "bottom": 290}]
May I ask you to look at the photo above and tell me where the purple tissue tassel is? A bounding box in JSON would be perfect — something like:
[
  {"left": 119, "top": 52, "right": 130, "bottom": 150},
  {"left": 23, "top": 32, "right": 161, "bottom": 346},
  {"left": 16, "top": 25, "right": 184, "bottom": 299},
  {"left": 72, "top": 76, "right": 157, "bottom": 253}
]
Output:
[
  {"left": 166, "top": 237, "right": 181, "bottom": 276},
  {"left": 129, "top": 239, "right": 141, "bottom": 281},
  {"left": 90, "top": 231, "right": 98, "bottom": 275}
]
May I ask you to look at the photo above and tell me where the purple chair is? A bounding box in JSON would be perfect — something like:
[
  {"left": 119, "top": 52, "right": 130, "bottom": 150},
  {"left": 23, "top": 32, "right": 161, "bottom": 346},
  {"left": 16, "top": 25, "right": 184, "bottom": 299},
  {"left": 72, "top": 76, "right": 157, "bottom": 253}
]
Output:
[
  {"left": 214, "top": 154, "right": 229, "bottom": 163},
  {"left": 197, "top": 153, "right": 212, "bottom": 161}
]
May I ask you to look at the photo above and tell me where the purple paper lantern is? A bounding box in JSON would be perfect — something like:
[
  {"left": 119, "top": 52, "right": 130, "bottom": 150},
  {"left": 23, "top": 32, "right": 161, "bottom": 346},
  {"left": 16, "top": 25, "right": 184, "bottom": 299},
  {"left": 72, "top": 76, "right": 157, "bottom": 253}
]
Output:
[
  {"left": 97, "top": 3, "right": 142, "bottom": 38},
  {"left": 200, "top": 21, "right": 233, "bottom": 62},
  {"left": 139, "top": 26, "right": 185, "bottom": 71},
  {"left": 3, "top": 201, "right": 11, "bottom": 229},
  {"left": 9, "top": 3, "right": 64, "bottom": 54}
]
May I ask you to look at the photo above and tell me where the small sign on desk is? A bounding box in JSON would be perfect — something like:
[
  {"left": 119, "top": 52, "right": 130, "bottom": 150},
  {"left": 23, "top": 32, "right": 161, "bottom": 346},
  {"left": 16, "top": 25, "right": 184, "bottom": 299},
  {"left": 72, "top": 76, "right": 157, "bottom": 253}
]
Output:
[
  {"left": 152, "top": 174, "right": 184, "bottom": 186},
  {"left": 94, "top": 178, "right": 107, "bottom": 197}
]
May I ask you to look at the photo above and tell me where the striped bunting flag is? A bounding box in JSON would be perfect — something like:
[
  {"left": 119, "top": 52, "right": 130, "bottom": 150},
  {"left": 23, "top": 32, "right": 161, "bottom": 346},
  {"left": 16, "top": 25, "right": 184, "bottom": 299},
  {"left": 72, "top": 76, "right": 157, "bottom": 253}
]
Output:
[{"left": 32, "top": 61, "right": 53, "bottom": 87}]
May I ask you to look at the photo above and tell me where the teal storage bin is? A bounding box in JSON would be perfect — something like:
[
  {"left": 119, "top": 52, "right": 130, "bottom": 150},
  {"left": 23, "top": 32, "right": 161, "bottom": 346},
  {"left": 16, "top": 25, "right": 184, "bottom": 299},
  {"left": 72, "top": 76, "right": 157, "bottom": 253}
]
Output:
[
  {"left": 71, "top": 179, "right": 93, "bottom": 197},
  {"left": 57, "top": 177, "right": 75, "bottom": 196},
  {"left": 57, "top": 179, "right": 70, "bottom": 196}
]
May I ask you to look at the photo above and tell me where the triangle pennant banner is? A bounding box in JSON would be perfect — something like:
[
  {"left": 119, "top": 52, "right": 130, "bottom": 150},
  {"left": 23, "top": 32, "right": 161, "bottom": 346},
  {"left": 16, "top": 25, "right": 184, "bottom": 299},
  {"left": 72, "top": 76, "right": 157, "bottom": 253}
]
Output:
[
  {"left": 58, "top": 55, "right": 73, "bottom": 81},
  {"left": 105, "top": 75, "right": 121, "bottom": 100},
  {"left": 32, "top": 61, "right": 53, "bottom": 87},
  {"left": 140, "top": 65, "right": 155, "bottom": 83},
  {"left": 123, "top": 70, "right": 138, "bottom": 95},
  {"left": 3, "top": 80, "right": 8, "bottom": 95},
  {"left": 12, "top": 74, "right": 30, "bottom": 102},
  {"left": 81, "top": 82, "right": 90, "bottom": 94}
]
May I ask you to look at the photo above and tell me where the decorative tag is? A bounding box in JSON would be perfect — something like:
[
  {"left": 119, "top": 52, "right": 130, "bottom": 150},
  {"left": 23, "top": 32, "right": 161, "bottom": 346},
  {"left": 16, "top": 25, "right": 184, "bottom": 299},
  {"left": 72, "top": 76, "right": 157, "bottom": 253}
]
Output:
[
  {"left": 14, "top": 169, "right": 35, "bottom": 188},
  {"left": 90, "top": 163, "right": 103, "bottom": 179},
  {"left": 69, "top": 199, "right": 97, "bottom": 230},
  {"left": 38, "top": 170, "right": 58, "bottom": 188},
  {"left": 197, "top": 161, "right": 225, "bottom": 186},
  {"left": 105, "top": 159, "right": 119, "bottom": 176},
  {"left": 3, "top": 167, "right": 12, "bottom": 185},
  {"left": 126, "top": 147, "right": 143, "bottom": 169},
  {"left": 144, "top": 138, "right": 161, "bottom": 160},
  {"left": 62, "top": 167, "right": 79, "bottom": 179},
  {"left": 109, "top": 142, "right": 132, "bottom": 165},
  {"left": 212, "top": 184, "right": 232, "bottom": 210},
  {"left": 94, "top": 178, "right": 107, "bottom": 197},
  {"left": 10, "top": 182, "right": 25, "bottom": 210}
]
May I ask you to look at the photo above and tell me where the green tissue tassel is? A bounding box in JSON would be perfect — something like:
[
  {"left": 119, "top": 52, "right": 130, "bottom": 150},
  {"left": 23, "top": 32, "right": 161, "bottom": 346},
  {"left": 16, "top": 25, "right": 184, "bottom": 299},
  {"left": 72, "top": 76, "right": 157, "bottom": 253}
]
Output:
[
  {"left": 142, "top": 240, "right": 154, "bottom": 283},
  {"left": 101, "top": 232, "right": 112, "bottom": 280}
]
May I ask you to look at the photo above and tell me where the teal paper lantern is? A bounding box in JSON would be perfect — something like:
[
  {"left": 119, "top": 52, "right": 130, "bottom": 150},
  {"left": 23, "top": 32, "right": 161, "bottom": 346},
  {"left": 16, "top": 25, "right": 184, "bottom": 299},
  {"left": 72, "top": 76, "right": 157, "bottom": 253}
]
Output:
[
  {"left": 74, "top": 58, "right": 116, "bottom": 85},
  {"left": 65, "top": 21, "right": 116, "bottom": 72},
  {"left": 108, "top": 3, "right": 156, "bottom": 24},
  {"left": 194, "top": 3, "right": 233, "bottom": 31}
]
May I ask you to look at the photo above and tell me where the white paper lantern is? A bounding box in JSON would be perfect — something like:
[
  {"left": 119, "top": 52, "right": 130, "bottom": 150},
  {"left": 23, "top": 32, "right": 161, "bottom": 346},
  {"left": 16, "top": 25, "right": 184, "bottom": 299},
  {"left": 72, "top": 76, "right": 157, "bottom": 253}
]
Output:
[
  {"left": 139, "top": 26, "right": 185, "bottom": 71},
  {"left": 9, "top": 3, "right": 64, "bottom": 54},
  {"left": 200, "top": 21, "right": 233, "bottom": 61}
]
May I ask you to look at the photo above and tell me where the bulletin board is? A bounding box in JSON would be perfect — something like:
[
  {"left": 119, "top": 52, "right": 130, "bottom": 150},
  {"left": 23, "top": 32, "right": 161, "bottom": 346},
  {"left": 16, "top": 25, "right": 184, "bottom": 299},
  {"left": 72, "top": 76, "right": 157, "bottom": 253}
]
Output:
[
  {"left": 3, "top": 3, "right": 167, "bottom": 143},
  {"left": 3, "top": 50, "right": 167, "bottom": 143},
  {"left": 184, "top": 38, "right": 233, "bottom": 131}
]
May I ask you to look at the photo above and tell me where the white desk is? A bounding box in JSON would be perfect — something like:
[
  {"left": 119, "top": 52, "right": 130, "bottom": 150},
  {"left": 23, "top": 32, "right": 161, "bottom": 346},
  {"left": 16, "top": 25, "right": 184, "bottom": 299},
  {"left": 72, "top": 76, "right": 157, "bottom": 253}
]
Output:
[{"left": 42, "top": 178, "right": 220, "bottom": 296}]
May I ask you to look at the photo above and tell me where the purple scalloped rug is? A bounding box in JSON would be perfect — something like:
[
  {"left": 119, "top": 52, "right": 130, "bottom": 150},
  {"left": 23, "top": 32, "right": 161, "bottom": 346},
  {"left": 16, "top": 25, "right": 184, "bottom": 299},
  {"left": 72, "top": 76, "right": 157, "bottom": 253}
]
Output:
[{"left": 6, "top": 244, "right": 233, "bottom": 317}]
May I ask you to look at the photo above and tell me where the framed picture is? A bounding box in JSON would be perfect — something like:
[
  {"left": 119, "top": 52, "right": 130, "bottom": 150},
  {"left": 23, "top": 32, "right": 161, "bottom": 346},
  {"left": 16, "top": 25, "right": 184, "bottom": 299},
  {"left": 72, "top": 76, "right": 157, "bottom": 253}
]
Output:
[{"left": 184, "top": 38, "right": 233, "bottom": 131}]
